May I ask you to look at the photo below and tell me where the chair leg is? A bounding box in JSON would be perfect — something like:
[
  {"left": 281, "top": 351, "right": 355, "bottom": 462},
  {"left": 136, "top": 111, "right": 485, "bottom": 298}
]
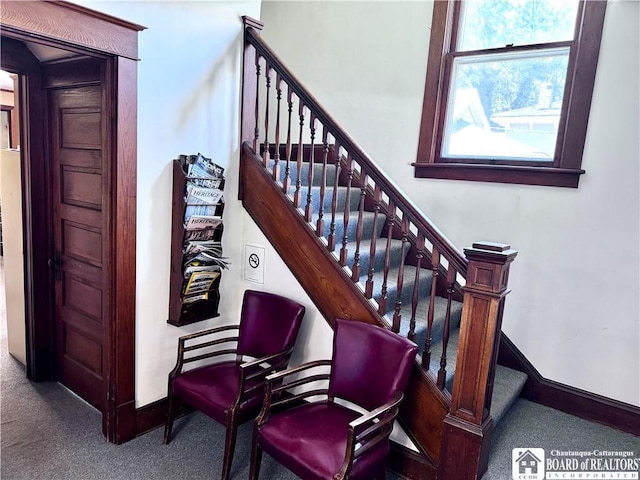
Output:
[
  {"left": 249, "top": 434, "right": 263, "bottom": 480},
  {"left": 221, "top": 413, "right": 239, "bottom": 480},
  {"left": 163, "top": 386, "right": 176, "bottom": 444}
]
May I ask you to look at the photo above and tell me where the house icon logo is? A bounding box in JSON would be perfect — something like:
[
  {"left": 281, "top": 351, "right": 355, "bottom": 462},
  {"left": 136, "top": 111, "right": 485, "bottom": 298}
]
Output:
[{"left": 512, "top": 448, "right": 545, "bottom": 480}]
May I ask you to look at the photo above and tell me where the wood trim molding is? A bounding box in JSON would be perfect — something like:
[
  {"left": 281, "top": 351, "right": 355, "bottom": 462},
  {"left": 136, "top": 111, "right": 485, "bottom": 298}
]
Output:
[
  {"left": 135, "top": 398, "right": 193, "bottom": 437},
  {"left": 0, "top": 0, "right": 145, "bottom": 60},
  {"left": 2, "top": 3, "right": 140, "bottom": 446},
  {"left": 413, "top": 163, "right": 584, "bottom": 188},
  {"left": 498, "top": 334, "right": 640, "bottom": 436},
  {"left": 106, "top": 55, "right": 138, "bottom": 444}
]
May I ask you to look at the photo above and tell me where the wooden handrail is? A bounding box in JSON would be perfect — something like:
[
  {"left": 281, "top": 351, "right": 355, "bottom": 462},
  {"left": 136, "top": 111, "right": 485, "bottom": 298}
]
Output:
[{"left": 245, "top": 26, "right": 468, "bottom": 277}]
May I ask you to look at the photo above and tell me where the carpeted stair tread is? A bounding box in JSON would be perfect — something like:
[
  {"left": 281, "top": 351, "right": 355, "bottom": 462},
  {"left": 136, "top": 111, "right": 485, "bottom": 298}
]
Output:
[
  {"left": 268, "top": 158, "right": 338, "bottom": 188},
  {"left": 417, "top": 330, "right": 528, "bottom": 427},
  {"left": 344, "top": 238, "right": 405, "bottom": 275},
  {"left": 313, "top": 210, "right": 383, "bottom": 246},
  {"left": 397, "top": 295, "right": 463, "bottom": 352},
  {"left": 308, "top": 185, "right": 361, "bottom": 213},
  {"left": 491, "top": 366, "right": 528, "bottom": 425},
  {"left": 361, "top": 264, "right": 434, "bottom": 313}
]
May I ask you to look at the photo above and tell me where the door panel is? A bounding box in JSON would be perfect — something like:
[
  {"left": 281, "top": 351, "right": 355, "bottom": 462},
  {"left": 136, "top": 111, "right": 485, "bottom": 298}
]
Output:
[
  {"left": 63, "top": 222, "right": 102, "bottom": 265},
  {"left": 61, "top": 169, "right": 102, "bottom": 208},
  {"left": 49, "top": 71, "right": 106, "bottom": 412}
]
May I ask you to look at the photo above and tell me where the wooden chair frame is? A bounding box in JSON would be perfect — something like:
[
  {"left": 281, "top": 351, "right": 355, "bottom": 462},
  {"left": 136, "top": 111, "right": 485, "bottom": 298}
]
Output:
[
  {"left": 164, "top": 324, "right": 295, "bottom": 480},
  {"left": 250, "top": 360, "right": 404, "bottom": 480}
]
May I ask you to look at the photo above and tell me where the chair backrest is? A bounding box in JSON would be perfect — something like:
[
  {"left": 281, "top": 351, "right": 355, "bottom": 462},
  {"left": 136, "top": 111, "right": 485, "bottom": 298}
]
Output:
[
  {"left": 328, "top": 319, "right": 417, "bottom": 411},
  {"left": 237, "top": 290, "right": 305, "bottom": 359}
]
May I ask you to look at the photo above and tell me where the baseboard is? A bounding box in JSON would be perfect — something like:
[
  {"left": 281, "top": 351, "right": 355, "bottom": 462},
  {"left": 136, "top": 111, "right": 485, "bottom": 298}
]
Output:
[
  {"left": 498, "top": 334, "right": 640, "bottom": 436},
  {"left": 388, "top": 442, "right": 437, "bottom": 480},
  {"left": 135, "top": 397, "right": 193, "bottom": 437}
]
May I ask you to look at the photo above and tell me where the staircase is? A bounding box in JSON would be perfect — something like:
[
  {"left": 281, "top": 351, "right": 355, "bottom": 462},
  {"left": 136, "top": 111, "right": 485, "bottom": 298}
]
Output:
[
  {"left": 262, "top": 152, "right": 525, "bottom": 424},
  {"left": 239, "top": 17, "right": 527, "bottom": 479}
]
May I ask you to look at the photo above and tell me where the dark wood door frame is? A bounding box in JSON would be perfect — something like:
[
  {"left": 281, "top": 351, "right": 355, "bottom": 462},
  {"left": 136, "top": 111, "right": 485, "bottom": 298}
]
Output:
[{"left": 1, "top": 1, "right": 143, "bottom": 444}]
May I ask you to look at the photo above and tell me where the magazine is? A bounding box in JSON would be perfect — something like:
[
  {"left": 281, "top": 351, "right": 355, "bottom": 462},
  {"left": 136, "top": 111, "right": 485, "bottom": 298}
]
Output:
[
  {"left": 187, "top": 153, "right": 225, "bottom": 181},
  {"left": 183, "top": 270, "right": 220, "bottom": 296},
  {"left": 184, "top": 228, "right": 217, "bottom": 242},
  {"left": 186, "top": 185, "right": 223, "bottom": 205},
  {"left": 185, "top": 215, "right": 223, "bottom": 231}
]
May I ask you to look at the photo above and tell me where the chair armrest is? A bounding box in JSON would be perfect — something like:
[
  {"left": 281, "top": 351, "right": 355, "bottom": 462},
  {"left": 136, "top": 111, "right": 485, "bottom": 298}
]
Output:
[
  {"left": 336, "top": 392, "right": 405, "bottom": 479},
  {"left": 264, "top": 359, "right": 332, "bottom": 383},
  {"left": 255, "top": 359, "right": 332, "bottom": 427},
  {"left": 349, "top": 391, "right": 404, "bottom": 432},
  {"left": 237, "top": 347, "right": 295, "bottom": 397},
  {"left": 168, "top": 325, "right": 240, "bottom": 379},
  {"left": 239, "top": 347, "right": 294, "bottom": 372}
]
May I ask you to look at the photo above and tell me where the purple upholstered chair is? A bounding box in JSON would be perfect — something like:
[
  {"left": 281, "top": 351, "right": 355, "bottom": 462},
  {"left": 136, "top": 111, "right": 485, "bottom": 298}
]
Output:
[
  {"left": 249, "top": 318, "right": 417, "bottom": 480},
  {"left": 163, "top": 290, "right": 305, "bottom": 480}
]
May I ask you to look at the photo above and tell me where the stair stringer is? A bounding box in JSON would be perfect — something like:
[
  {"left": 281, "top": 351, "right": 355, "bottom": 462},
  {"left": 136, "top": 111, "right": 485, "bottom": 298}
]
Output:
[{"left": 240, "top": 143, "right": 449, "bottom": 468}]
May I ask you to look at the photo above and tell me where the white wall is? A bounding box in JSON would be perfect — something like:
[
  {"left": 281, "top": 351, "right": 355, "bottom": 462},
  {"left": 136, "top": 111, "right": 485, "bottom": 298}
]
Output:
[
  {"left": 0, "top": 149, "right": 26, "bottom": 365},
  {"left": 76, "top": 0, "right": 261, "bottom": 406},
  {"left": 260, "top": 1, "right": 640, "bottom": 406}
]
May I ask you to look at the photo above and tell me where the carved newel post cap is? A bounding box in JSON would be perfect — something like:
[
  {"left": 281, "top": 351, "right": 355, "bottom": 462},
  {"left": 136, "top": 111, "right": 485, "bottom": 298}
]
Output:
[
  {"left": 464, "top": 241, "right": 518, "bottom": 264},
  {"left": 471, "top": 241, "right": 510, "bottom": 252}
]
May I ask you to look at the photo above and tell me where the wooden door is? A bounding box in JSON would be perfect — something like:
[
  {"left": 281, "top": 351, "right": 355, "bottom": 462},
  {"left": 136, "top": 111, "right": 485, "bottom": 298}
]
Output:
[{"left": 47, "top": 59, "right": 109, "bottom": 411}]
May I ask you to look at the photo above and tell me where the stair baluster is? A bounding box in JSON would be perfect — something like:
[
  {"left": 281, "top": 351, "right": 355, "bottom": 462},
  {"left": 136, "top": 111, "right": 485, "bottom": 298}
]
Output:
[
  {"left": 437, "top": 267, "right": 457, "bottom": 390},
  {"left": 327, "top": 143, "right": 341, "bottom": 252},
  {"left": 423, "top": 249, "right": 440, "bottom": 370},
  {"left": 392, "top": 216, "right": 409, "bottom": 333},
  {"left": 364, "top": 185, "right": 381, "bottom": 299},
  {"left": 293, "top": 102, "right": 305, "bottom": 208},
  {"left": 283, "top": 87, "right": 294, "bottom": 194},
  {"left": 339, "top": 153, "right": 353, "bottom": 266},
  {"left": 272, "top": 73, "right": 282, "bottom": 180},
  {"left": 351, "top": 173, "right": 367, "bottom": 281},
  {"left": 262, "top": 64, "right": 271, "bottom": 167},
  {"left": 408, "top": 233, "right": 425, "bottom": 341},
  {"left": 316, "top": 128, "right": 329, "bottom": 236},
  {"left": 377, "top": 200, "right": 395, "bottom": 316},
  {"left": 305, "top": 114, "right": 316, "bottom": 222},
  {"left": 253, "top": 55, "right": 261, "bottom": 152}
]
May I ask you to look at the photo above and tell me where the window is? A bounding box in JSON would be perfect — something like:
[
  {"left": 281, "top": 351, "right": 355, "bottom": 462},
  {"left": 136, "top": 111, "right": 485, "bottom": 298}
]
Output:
[{"left": 414, "top": 0, "right": 607, "bottom": 187}]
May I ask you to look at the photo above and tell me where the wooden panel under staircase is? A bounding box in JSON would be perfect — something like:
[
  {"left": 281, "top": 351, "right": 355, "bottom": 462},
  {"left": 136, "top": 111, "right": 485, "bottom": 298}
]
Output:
[{"left": 240, "top": 16, "right": 523, "bottom": 480}]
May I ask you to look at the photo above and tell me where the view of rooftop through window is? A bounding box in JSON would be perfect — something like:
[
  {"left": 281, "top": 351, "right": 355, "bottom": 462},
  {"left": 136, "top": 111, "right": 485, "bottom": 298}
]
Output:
[{"left": 442, "top": 0, "right": 580, "bottom": 161}]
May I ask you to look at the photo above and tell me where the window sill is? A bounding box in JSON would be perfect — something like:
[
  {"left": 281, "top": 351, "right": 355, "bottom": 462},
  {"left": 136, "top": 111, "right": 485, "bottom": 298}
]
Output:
[{"left": 412, "top": 163, "right": 584, "bottom": 188}]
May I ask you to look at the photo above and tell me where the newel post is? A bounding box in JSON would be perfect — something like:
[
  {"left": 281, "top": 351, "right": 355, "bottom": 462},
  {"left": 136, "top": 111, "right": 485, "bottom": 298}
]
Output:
[
  {"left": 239, "top": 16, "right": 263, "bottom": 199},
  {"left": 241, "top": 16, "right": 263, "bottom": 146},
  {"left": 438, "top": 242, "right": 517, "bottom": 480}
]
